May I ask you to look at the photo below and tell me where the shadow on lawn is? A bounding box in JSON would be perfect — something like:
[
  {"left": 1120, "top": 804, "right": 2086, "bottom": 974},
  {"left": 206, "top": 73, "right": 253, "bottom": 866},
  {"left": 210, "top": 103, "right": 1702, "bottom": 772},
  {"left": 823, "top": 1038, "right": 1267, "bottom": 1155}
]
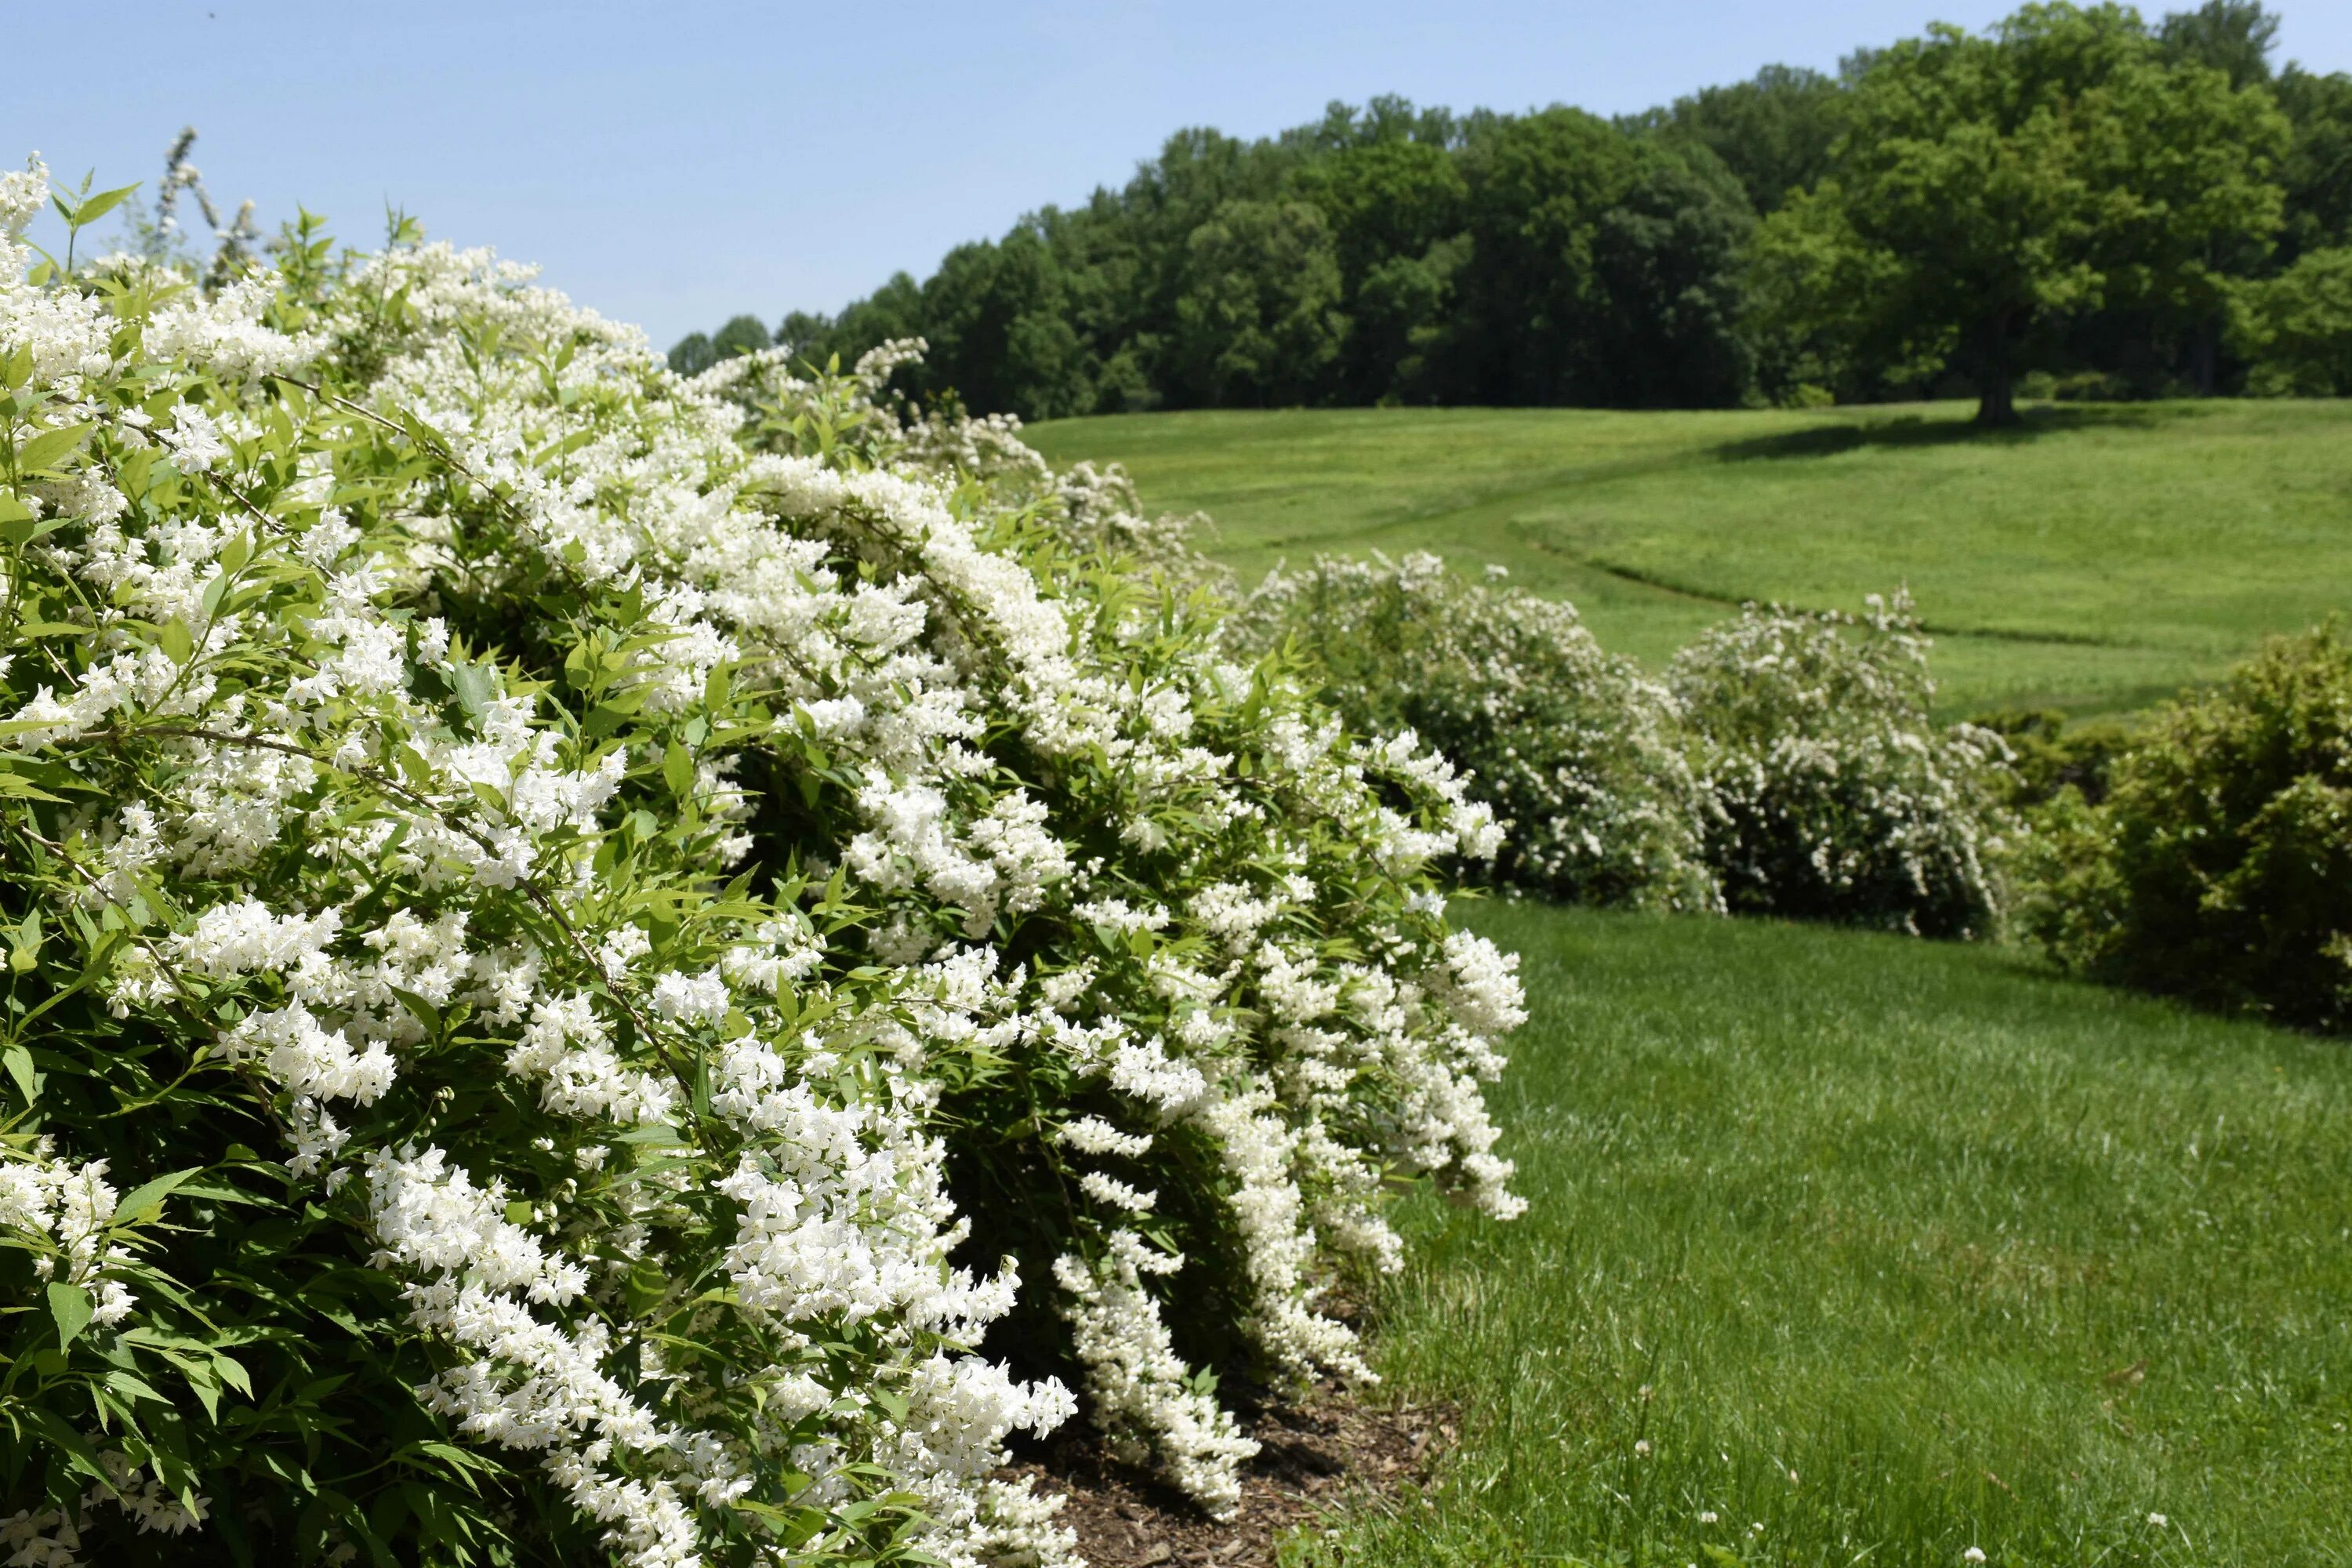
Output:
[{"left": 1711, "top": 403, "right": 2179, "bottom": 463}]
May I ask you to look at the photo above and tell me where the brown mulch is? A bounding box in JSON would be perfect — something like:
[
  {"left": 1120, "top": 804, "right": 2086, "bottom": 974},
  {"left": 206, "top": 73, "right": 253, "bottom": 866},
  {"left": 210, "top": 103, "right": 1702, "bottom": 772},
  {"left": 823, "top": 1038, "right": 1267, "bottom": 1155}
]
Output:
[{"left": 1000, "top": 1387, "right": 1457, "bottom": 1568}]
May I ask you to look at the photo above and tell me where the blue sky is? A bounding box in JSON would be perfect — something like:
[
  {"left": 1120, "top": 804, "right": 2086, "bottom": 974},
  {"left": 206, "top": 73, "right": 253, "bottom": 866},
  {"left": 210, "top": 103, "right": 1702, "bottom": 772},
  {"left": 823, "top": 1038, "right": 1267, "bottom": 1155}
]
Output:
[{"left": 5, "top": 1, "right": 2347, "bottom": 349}]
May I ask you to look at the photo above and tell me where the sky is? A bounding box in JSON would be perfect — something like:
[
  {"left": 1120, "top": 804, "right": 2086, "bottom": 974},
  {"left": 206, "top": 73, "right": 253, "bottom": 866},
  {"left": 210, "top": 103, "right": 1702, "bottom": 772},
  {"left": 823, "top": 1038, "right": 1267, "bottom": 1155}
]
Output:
[{"left": 5, "top": 1, "right": 2348, "bottom": 350}]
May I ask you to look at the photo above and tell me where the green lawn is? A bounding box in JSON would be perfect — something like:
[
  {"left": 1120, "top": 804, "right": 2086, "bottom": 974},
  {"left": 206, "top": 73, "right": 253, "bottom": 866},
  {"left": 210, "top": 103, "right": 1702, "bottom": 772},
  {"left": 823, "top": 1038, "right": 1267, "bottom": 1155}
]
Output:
[
  {"left": 1297, "top": 902, "right": 2352, "bottom": 1568},
  {"left": 1027, "top": 400, "right": 2352, "bottom": 717}
]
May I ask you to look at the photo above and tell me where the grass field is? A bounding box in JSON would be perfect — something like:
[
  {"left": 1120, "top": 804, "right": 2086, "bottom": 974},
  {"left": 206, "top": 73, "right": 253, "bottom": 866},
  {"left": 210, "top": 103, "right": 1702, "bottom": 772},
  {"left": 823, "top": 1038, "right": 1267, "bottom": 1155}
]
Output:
[
  {"left": 1027, "top": 399, "right": 2352, "bottom": 717},
  {"left": 1295, "top": 902, "right": 2352, "bottom": 1568}
]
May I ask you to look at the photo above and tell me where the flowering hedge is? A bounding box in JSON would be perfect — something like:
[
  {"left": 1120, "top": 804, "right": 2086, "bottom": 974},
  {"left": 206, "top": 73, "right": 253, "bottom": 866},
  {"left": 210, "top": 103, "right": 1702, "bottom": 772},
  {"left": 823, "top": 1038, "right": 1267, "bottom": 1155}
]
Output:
[
  {"left": 0, "top": 161, "right": 1525, "bottom": 1567},
  {"left": 1228, "top": 554, "right": 1716, "bottom": 912},
  {"left": 1229, "top": 558, "right": 2011, "bottom": 938},
  {"left": 1668, "top": 595, "right": 2010, "bottom": 938}
]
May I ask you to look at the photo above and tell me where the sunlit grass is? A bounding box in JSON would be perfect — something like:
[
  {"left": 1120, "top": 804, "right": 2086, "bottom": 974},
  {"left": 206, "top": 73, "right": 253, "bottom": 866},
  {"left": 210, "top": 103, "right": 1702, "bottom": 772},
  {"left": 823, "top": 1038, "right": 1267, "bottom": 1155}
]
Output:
[
  {"left": 1028, "top": 399, "right": 2352, "bottom": 717},
  {"left": 1292, "top": 902, "right": 2352, "bottom": 1567}
]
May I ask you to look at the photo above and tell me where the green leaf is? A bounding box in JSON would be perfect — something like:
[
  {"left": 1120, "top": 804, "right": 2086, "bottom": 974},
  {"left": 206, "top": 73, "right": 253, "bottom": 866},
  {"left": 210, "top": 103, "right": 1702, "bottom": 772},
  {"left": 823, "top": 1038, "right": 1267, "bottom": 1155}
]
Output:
[
  {"left": 112, "top": 1167, "right": 202, "bottom": 1226},
  {"left": 68, "top": 183, "right": 139, "bottom": 230},
  {"left": 210, "top": 1351, "right": 252, "bottom": 1399},
  {"left": 662, "top": 739, "right": 694, "bottom": 797},
  {"left": 25, "top": 1406, "right": 107, "bottom": 1483},
  {"left": 387, "top": 986, "right": 442, "bottom": 1037},
  {"left": 16, "top": 423, "right": 92, "bottom": 474},
  {"left": 48, "top": 1282, "right": 92, "bottom": 1352},
  {"left": 0, "top": 516, "right": 67, "bottom": 549},
  {"left": 8, "top": 907, "right": 38, "bottom": 972},
  {"left": 158, "top": 617, "right": 194, "bottom": 665},
  {"left": 0, "top": 772, "right": 67, "bottom": 803},
  {"left": 103, "top": 1367, "right": 168, "bottom": 1405},
  {"left": 3, "top": 1044, "right": 35, "bottom": 1103},
  {"left": 448, "top": 659, "right": 495, "bottom": 717},
  {"left": 622, "top": 1255, "right": 669, "bottom": 1317}
]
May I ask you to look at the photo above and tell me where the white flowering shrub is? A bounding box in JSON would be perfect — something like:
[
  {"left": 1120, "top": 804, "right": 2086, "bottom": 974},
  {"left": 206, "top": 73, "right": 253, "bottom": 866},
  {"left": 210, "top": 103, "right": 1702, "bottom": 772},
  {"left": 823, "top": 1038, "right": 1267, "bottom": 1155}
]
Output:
[
  {"left": 1667, "top": 594, "right": 2011, "bottom": 938},
  {"left": 1227, "top": 554, "right": 1718, "bottom": 911},
  {"left": 867, "top": 389, "right": 1229, "bottom": 599},
  {"left": 0, "top": 158, "right": 1523, "bottom": 1567}
]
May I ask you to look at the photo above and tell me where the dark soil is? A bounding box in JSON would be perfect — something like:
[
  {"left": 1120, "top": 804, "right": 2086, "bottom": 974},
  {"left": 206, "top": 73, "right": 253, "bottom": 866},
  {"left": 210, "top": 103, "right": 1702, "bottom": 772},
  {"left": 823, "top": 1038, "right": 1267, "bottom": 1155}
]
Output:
[{"left": 1000, "top": 1386, "right": 1457, "bottom": 1568}]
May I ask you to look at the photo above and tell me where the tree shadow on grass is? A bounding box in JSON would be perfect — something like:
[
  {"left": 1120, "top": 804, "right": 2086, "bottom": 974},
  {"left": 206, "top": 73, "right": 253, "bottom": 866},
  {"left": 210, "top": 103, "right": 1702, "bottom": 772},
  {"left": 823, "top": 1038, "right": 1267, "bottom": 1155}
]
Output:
[{"left": 1711, "top": 403, "right": 2177, "bottom": 463}]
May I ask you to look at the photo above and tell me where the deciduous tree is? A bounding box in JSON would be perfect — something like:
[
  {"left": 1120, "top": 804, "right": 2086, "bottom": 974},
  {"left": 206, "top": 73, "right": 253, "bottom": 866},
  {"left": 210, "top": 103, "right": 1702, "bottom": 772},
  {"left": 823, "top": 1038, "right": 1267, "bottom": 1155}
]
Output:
[{"left": 1752, "top": 2, "right": 2288, "bottom": 423}]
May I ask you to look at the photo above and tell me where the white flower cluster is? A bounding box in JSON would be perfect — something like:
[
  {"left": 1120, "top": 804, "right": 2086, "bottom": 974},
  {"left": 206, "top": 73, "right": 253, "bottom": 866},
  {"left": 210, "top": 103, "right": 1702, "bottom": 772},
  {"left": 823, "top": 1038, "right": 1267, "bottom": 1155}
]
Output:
[
  {"left": 1231, "top": 554, "right": 2012, "bottom": 938},
  {"left": 0, "top": 153, "right": 1525, "bottom": 1566},
  {"left": 1668, "top": 593, "right": 2012, "bottom": 938},
  {"left": 0, "top": 1142, "right": 137, "bottom": 1330},
  {"left": 1229, "top": 551, "right": 1719, "bottom": 910}
]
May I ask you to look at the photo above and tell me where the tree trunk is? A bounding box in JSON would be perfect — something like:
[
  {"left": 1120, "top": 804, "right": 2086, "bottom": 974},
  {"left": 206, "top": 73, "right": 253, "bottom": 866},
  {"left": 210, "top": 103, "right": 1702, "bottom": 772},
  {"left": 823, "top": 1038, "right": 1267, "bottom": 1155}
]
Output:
[
  {"left": 2190, "top": 318, "right": 2218, "bottom": 397},
  {"left": 1973, "top": 310, "right": 2020, "bottom": 427},
  {"left": 1973, "top": 360, "right": 2017, "bottom": 426}
]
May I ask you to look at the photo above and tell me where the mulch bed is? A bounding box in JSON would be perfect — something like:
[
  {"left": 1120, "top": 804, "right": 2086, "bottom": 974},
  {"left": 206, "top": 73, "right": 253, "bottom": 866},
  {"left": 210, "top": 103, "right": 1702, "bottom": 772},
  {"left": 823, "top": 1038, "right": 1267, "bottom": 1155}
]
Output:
[{"left": 1000, "top": 1387, "right": 1457, "bottom": 1568}]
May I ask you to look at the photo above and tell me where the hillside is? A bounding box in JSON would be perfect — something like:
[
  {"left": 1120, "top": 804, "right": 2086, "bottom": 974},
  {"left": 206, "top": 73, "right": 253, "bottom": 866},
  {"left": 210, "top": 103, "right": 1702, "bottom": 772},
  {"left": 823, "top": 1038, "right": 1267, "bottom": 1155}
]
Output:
[
  {"left": 1029, "top": 398, "right": 2352, "bottom": 717},
  {"left": 1312, "top": 900, "right": 2352, "bottom": 1566}
]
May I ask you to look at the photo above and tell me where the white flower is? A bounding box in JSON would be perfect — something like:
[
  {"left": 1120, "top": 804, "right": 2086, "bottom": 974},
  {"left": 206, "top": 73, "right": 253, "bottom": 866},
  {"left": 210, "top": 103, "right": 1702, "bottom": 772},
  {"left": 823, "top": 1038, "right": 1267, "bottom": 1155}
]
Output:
[{"left": 160, "top": 405, "right": 229, "bottom": 469}]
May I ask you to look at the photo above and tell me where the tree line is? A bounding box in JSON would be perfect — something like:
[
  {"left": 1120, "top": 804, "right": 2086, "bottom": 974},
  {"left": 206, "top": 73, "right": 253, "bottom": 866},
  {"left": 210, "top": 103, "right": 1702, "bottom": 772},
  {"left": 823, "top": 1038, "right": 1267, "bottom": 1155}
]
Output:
[{"left": 670, "top": 1, "right": 2352, "bottom": 425}]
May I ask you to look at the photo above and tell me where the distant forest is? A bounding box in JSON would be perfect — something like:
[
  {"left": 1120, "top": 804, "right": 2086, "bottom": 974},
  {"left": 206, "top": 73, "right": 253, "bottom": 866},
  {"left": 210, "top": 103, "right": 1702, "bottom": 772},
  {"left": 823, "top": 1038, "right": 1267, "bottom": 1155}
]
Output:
[{"left": 670, "top": 1, "right": 2352, "bottom": 423}]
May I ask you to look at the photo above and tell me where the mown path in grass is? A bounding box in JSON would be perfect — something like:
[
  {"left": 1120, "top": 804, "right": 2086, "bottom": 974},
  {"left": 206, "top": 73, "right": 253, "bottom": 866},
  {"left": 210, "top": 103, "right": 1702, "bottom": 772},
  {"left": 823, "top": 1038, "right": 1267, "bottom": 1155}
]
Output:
[
  {"left": 1299, "top": 902, "right": 2352, "bottom": 1567},
  {"left": 1027, "top": 400, "right": 2352, "bottom": 717}
]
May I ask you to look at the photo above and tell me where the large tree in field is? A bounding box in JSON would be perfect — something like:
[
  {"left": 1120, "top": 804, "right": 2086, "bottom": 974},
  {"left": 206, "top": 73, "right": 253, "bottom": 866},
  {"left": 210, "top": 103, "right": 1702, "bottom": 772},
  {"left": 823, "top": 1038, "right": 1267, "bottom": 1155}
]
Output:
[{"left": 1753, "top": 2, "right": 2288, "bottom": 423}]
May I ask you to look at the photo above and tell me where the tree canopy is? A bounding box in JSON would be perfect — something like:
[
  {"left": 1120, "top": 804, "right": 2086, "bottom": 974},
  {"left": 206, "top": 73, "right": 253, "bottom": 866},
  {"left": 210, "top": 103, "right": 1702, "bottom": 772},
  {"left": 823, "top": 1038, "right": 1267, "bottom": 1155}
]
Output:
[
  {"left": 1753, "top": 2, "right": 2290, "bottom": 423},
  {"left": 677, "top": 1, "right": 2347, "bottom": 421}
]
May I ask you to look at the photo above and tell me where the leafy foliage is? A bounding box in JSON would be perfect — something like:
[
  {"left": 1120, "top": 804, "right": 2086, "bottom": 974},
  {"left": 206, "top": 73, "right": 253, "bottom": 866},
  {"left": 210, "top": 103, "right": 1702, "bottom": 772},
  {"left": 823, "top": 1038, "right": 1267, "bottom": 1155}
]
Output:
[
  {"left": 679, "top": 2, "right": 2352, "bottom": 419},
  {"left": 1750, "top": 2, "right": 2292, "bottom": 423},
  {"left": 2019, "top": 625, "right": 2352, "bottom": 1030},
  {"left": 1631, "top": 64, "right": 1852, "bottom": 215},
  {"left": 1167, "top": 201, "right": 1348, "bottom": 407},
  {"left": 2232, "top": 245, "right": 2352, "bottom": 393},
  {"left": 1447, "top": 110, "right": 1756, "bottom": 408},
  {"left": 687, "top": 95, "right": 1758, "bottom": 416},
  {"left": 2274, "top": 65, "right": 2352, "bottom": 263}
]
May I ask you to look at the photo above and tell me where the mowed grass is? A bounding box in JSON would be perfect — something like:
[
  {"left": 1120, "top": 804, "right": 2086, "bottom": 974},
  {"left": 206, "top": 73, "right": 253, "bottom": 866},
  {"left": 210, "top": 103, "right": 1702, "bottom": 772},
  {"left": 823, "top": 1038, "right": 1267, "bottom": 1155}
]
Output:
[
  {"left": 1298, "top": 902, "right": 2352, "bottom": 1568},
  {"left": 1026, "top": 400, "right": 2352, "bottom": 717}
]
